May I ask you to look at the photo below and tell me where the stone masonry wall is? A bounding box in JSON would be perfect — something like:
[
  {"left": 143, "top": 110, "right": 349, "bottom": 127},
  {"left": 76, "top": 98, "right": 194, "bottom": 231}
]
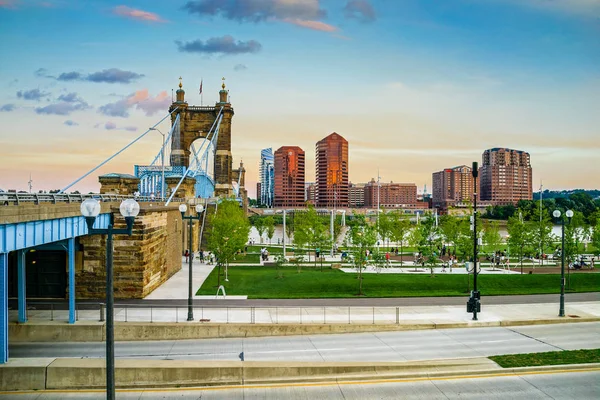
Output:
[{"left": 76, "top": 206, "right": 183, "bottom": 299}]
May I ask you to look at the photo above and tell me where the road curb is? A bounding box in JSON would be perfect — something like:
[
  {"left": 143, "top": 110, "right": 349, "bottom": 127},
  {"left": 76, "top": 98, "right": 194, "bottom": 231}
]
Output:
[{"left": 1, "top": 358, "right": 599, "bottom": 392}]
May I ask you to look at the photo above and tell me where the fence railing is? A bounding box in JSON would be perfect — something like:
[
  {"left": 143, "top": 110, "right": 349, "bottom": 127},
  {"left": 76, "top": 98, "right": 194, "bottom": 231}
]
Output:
[
  {"left": 9, "top": 302, "right": 413, "bottom": 325},
  {"left": 0, "top": 193, "right": 185, "bottom": 206}
]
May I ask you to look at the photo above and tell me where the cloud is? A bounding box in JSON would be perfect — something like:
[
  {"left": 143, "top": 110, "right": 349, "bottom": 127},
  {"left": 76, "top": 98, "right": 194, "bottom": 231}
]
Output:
[
  {"left": 0, "top": 104, "right": 16, "bottom": 112},
  {"left": 234, "top": 63, "right": 248, "bottom": 71},
  {"left": 343, "top": 0, "right": 376, "bottom": 23},
  {"left": 63, "top": 120, "right": 79, "bottom": 126},
  {"left": 58, "top": 92, "right": 83, "bottom": 103},
  {"left": 54, "top": 68, "right": 144, "bottom": 84},
  {"left": 176, "top": 35, "right": 262, "bottom": 55},
  {"left": 0, "top": 0, "right": 17, "bottom": 9},
  {"left": 98, "top": 89, "right": 171, "bottom": 118},
  {"left": 182, "top": 0, "right": 326, "bottom": 22},
  {"left": 86, "top": 68, "right": 144, "bottom": 84},
  {"left": 34, "top": 94, "right": 90, "bottom": 115},
  {"left": 282, "top": 18, "right": 337, "bottom": 31},
  {"left": 112, "top": 5, "right": 165, "bottom": 22},
  {"left": 35, "top": 101, "right": 90, "bottom": 115},
  {"left": 57, "top": 71, "right": 83, "bottom": 81},
  {"left": 17, "top": 88, "right": 50, "bottom": 101},
  {"left": 34, "top": 68, "right": 53, "bottom": 78},
  {"left": 97, "top": 121, "right": 138, "bottom": 131}
]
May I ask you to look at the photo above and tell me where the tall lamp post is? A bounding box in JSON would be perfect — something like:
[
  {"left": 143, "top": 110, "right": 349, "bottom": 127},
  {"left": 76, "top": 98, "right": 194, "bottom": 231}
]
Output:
[
  {"left": 179, "top": 203, "right": 205, "bottom": 321},
  {"left": 149, "top": 127, "right": 166, "bottom": 199},
  {"left": 553, "top": 209, "right": 573, "bottom": 317},
  {"left": 81, "top": 198, "right": 140, "bottom": 400},
  {"left": 468, "top": 161, "right": 481, "bottom": 320}
]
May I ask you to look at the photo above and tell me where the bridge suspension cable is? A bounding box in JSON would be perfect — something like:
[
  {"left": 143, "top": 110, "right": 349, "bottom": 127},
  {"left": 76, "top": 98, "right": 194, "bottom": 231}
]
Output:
[{"left": 59, "top": 108, "right": 178, "bottom": 194}]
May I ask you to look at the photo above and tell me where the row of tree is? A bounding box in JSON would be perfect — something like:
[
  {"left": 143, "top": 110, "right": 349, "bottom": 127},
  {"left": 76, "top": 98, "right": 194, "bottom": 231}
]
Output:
[{"left": 485, "top": 192, "right": 600, "bottom": 225}]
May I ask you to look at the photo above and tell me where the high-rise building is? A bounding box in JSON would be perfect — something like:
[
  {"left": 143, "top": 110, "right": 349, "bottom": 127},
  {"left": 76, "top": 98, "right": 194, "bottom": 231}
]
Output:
[
  {"left": 315, "top": 132, "right": 349, "bottom": 208},
  {"left": 305, "top": 182, "right": 316, "bottom": 205},
  {"left": 432, "top": 165, "right": 475, "bottom": 212},
  {"left": 349, "top": 182, "right": 365, "bottom": 208},
  {"left": 259, "top": 148, "right": 275, "bottom": 207},
  {"left": 480, "top": 148, "right": 532, "bottom": 205},
  {"left": 274, "top": 146, "right": 305, "bottom": 207},
  {"left": 256, "top": 182, "right": 261, "bottom": 206},
  {"left": 364, "top": 179, "right": 417, "bottom": 208}
]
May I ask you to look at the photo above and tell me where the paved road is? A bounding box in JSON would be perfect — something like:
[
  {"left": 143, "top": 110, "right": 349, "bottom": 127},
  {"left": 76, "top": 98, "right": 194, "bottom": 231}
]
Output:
[
  {"left": 3, "top": 370, "right": 599, "bottom": 399},
  {"left": 11, "top": 293, "right": 599, "bottom": 310},
  {"left": 10, "top": 322, "right": 600, "bottom": 361}
]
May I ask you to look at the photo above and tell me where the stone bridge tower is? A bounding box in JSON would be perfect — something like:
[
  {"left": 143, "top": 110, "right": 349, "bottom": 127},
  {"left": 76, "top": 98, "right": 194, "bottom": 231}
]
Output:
[{"left": 168, "top": 78, "right": 234, "bottom": 197}]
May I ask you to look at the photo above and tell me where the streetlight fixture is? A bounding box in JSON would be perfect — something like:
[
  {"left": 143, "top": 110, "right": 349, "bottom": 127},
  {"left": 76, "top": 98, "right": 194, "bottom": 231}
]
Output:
[
  {"left": 81, "top": 198, "right": 140, "bottom": 400},
  {"left": 467, "top": 161, "right": 481, "bottom": 320},
  {"left": 553, "top": 209, "right": 573, "bottom": 317},
  {"left": 149, "top": 127, "right": 166, "bottom": 199},
  {"left": 179, "top": 203, "right": 205, "bottom": 321}
]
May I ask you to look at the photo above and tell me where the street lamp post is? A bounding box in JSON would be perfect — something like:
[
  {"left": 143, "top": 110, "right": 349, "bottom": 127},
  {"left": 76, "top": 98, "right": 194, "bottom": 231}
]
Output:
[
  {"left": 149, "top": 127, "right": 166, "bottom": 199},
  {"left": 179, "top": 203, "right": 205, "bottom": 321},
  {"left": 468, "top": 161, "right": 481, "bottom": 320},
  {"left": 553, "top": 209, "right": 573, "bottom": 317},
  {"left": 81, "top": 198, "right": 140, "bottom": 400}
]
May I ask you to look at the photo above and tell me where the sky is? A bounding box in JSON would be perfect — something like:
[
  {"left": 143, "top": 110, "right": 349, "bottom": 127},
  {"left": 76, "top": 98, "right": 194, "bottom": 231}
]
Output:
[{"left": 0, "top": 0, "right": 599, "bottom": 197}]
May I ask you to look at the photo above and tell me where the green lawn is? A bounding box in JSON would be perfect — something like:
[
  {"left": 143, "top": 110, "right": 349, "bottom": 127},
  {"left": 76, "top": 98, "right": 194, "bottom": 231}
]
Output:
[
  {"left": 490, "top": 349, "right": 600, "bottom": 368},
  {"left": 197, "top": 266, "right": 600, "bottom": 298}
]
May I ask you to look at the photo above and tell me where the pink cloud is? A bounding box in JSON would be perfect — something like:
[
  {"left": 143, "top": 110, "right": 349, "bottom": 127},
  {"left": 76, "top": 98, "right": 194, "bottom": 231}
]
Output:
[
  {"left": 127, "top": 89, "right": 171, "bottom": 116},
  {"left": 112, "top": 5, "right": 164, "bottom": 23},
  {"left": 0, "top": 0, "right": 18, "bottom": 8},
  {"left": 283, "top": 18, "right": 338, "bottom": 32}
]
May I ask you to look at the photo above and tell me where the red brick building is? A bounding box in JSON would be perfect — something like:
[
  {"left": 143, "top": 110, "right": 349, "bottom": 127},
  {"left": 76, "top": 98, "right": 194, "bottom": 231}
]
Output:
[
  {"left": 315, "top": 132, "right": 349, "bottom": 208},
  {"left": 480, "top": 148, "right": 532, "bottom": 205},
  {"left": 274, "top": 146, "right": 305, "bottom": 207},
  {"left": 432, "top": 165, "right": 476, "bottom": 212},
  {"left": 363, "top": 179, "right": 417, "bottom": 208}
]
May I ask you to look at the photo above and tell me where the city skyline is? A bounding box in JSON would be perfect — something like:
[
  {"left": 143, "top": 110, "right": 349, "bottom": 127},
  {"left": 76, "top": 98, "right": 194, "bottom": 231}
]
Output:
[{"left": 1, "top": 1, "right": 599, "bottom": 196}]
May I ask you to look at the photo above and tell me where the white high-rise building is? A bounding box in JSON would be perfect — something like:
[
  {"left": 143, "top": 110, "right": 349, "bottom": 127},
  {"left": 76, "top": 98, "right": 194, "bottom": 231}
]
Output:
[{"left": 259, "top": 148, "right": 275, "bottom": 207}]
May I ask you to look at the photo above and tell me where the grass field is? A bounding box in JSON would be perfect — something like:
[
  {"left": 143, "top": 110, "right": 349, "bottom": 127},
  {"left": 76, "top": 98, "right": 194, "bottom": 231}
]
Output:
[
  {"left": 490, "top": 349, "right": 600, "bottom": 368},
  {"left": 197, "top": 266, "right": 600, "bottom": 298}
]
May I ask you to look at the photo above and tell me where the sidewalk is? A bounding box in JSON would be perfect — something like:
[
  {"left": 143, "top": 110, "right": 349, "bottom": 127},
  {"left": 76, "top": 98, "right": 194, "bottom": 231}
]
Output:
[{"left": 144, "top": 257, "right": 219, "bottom": 300}]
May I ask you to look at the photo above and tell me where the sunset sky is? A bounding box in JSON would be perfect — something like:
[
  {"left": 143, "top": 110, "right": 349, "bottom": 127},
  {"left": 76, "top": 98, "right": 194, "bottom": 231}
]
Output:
[{"left": 1, "top": 0, "right": 598, "bottom": 196}]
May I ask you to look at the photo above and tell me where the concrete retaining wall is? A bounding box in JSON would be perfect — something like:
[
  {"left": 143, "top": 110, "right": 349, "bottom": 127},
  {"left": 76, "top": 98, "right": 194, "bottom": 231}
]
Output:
[
  {"left": 9, "top": 317, "right": 600, "bottom": 343},
  {"left": 3, "top": 357, "right": 500, "bottom": 391}
]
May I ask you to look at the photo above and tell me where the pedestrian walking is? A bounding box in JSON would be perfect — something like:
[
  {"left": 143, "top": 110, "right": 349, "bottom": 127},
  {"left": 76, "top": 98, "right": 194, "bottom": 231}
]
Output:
[{"left": 184, "top": 249, "right": 189, "bottom": 263}]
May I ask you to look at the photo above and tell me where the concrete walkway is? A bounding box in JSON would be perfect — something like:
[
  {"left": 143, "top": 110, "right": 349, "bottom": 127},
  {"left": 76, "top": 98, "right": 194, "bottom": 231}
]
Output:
[{"left": 145, "top": 258, "right": 216, "bottom": 300}]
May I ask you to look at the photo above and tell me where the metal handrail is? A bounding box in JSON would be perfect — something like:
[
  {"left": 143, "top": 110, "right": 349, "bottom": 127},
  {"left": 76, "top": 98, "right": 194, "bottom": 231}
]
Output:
[
  {"left": 10, "top": 301, "right": 404, "bottom": 325},
  {"left": 0, "top": 192, "right": 185, "bottom": 206}
]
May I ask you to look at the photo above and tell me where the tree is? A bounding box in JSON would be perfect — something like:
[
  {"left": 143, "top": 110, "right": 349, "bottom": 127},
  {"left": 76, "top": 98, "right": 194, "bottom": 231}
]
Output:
[
  {"left": 207, "top": 199, "right": 251, "bottom": 287},
  {"left": 390, "top": 213, "right": 411, "bottom": 265},
  {"left": 482, "top": 220, "right": 503, "bottom": 257},
  {"left": 507, "top": 211, "right": 534, "bottom": 274},
  {"left": 253, "top": 217, "right": 266, "bottom": 244},
  {"left": 346, "top": 215, "right": 377, "bottom": 295},
  {"left": 415, "top": 217, "right": 442, "bottom": 276},
  {"left": 529, "top": 205, "right": 555, "bottom": 265},
  {"left": 591, "top": 220, "right": 600, "bottom": 256},
  {"left": 285, "top": 214, "right": 294, "bottom": 242},
  {"left": 293, "top": 205, "right": 328, "bottom": 267},
  {"left": 377, "top": 212, "right": 394, "bottom": 249},
  {"left": 439, "top": 215, "right": 460, "bottom": 255},
  {"left": 264, "top": 216, "right": 275, "bottom": 244},
  {"left": 408, "top": 222, "right": 423, "bottom": 271}
]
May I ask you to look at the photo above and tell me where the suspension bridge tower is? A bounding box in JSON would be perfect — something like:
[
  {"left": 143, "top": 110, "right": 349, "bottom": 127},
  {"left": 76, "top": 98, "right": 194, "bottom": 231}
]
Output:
[{"left": 169, "top": 78, "right": 236, "bottom": 197}]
